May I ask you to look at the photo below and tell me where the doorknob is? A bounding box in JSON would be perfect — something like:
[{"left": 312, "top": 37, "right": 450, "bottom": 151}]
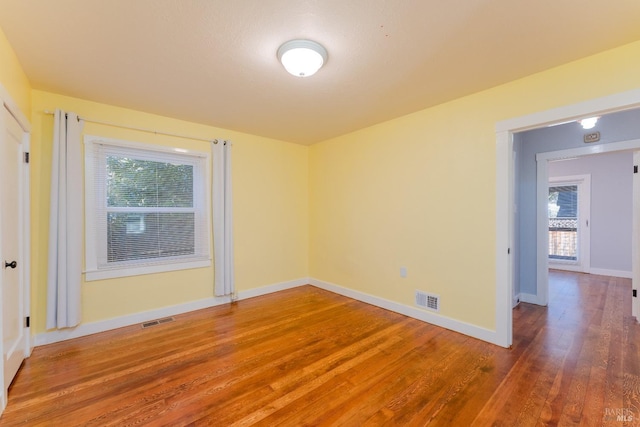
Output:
[{"left": 4, "top": 260, "right": 17, "bottom": 269}]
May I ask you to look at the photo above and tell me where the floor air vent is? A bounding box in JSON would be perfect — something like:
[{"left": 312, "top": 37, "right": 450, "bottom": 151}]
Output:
[
  {"left": 141, "top": 317, "right": 175, "bottom": 329},
  {"left": 415, "top": 291, "right": 440, "bottom": 312}
]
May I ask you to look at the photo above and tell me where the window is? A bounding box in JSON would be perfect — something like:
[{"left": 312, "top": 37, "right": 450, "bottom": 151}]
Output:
[
  {"left": 548, "top": 184, "right": 578, "bottom": 261},
  {"left": 85, "top": 136, "right": 210, "bottom": 280},
  {"left": 547, "top": 174, "right": 590, "bottom": 273}
]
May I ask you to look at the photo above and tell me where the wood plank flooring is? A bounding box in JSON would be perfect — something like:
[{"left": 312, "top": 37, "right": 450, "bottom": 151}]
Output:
[{"left": 1, "top": 271, "right": 638, "bottom": 426}]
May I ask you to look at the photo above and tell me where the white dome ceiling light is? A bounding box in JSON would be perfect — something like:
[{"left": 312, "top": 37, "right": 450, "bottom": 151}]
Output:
[{"left": 277, "top": 39, "right": 327, "bottom": 77}]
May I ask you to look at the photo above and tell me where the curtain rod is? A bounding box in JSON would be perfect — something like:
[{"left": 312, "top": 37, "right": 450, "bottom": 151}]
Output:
[{"left": 43, "top": 110, "right": 218, "bottom": 144}]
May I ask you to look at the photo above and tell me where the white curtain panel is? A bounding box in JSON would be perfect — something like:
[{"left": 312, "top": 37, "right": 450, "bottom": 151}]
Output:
[
  {"left": 212, "top": 140, "right": 235, "bottom": 296},
  {"left": 46, "top": 110, "right": 84, "bottom": 329}
]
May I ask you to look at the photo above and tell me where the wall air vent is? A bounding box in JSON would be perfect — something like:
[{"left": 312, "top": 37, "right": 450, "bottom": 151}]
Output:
[
  {"left": 415, "top": 291, "right": 440, "bottom": 312},
  {"left": 141, "top": 317, "right": 175, "bottom": 328}
]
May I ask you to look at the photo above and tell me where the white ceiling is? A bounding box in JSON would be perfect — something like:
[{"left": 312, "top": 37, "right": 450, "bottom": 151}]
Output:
[{"left": 2, "top": 1, "right": 640, "bottom": 145}]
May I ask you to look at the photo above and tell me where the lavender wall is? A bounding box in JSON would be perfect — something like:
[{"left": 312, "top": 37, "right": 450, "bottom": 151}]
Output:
[{"left": 548, "top": 152, "right": 632, "bottom": 275}]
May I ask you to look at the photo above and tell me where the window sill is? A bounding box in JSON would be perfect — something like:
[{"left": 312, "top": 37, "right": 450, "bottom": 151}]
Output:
[{"left": 84, "top": 259, "right": 211, "bottom": 281}]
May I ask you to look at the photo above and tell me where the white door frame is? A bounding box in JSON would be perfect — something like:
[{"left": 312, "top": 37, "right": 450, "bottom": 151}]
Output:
[
  {"left": 495, "top": 88, "right": 640, "bottom": 347},
  {"left": 633, "top": 151, "right": 640, "bottom": 320},
  {"left": 0, "top": 84, "right": 31, "bottom": 413}
]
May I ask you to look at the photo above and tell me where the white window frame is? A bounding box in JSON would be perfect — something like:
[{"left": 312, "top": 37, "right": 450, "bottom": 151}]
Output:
[{"left": 84, "top": 135, "right": 211, "bottom": 281}]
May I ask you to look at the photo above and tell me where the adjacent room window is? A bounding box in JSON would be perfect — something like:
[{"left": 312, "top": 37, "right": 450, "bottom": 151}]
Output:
[
  {"left": 548, "top": 184, "right": 578, "bottom": 261},
  {"left": 547, "top": 174, "right": 590, "bottom": 273},
  {"left": 85, "top": 136, "right": 210, "bottom": 280}
]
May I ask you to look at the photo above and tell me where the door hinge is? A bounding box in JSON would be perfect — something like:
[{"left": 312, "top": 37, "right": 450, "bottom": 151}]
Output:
[
  {"left": 24, "top": 152, "right": 29, "bottom": 163},
  {"left": 507, "top": 248, "right": 511, "bottom": 255},
  {"left": 25, "top": 316, "right": 30, "bottom": 328},
  {"left": 633, "top": 289, "right": 637, "bottom": 298},
  {"left": 635, "top": 165, "right": 638, "bottom": 174}
]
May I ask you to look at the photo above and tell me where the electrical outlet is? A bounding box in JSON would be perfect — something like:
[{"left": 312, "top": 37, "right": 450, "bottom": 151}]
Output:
[{"left": 400, "top": 267, "right": 407, "bottom": 278}]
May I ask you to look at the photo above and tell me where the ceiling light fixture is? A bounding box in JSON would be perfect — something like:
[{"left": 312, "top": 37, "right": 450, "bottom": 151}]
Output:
[
  {"left": 277, "top": 39, "right": 327, "bottom": 77},
  {"left": 579, "top": 117, "right": 599, "bottom": 129}
]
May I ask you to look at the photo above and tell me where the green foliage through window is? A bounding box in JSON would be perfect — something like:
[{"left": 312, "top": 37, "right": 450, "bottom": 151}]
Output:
[{"left": 106, "top": 156, "right": 194, "bottom": 208}]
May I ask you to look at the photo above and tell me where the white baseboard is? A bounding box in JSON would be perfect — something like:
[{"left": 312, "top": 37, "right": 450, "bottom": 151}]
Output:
[
  {"left": 519, "top": 292, "right": 543, "bottom": 305},
  {"left": 588, "top": 268, "right": 632, "bottom": 279},
  {"left": 237, "top": 277, "right": 309, "bottom": 300},
  {"left": 548, "top": 265, "right": 632, "bottom": 279},
  {"left": 513, "top": 293, "right": 521, "bottom": 307},
  {"left": 308, "top": 278, "right": 501, "bottom": 346},
  {"left": 34, "top": 277, "right": 310, "bottom": 346},
  {"left": 35, "top": 276, "right": 503, "bottom": 348},
  {"left": 34, "top": 297, "right": 227, "bottom": 346}
]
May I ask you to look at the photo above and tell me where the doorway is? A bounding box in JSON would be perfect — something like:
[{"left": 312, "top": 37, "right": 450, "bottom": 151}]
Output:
[
  {"left": 534, "top": 144, "right": 637, "bottom": 308},
  {"left": 495, "top": 89, "right": 640, "bottom": 348}
]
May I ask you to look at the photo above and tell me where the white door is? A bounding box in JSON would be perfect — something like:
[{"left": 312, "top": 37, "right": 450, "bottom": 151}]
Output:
[{"left": 1, "top": 106, "right": 27, "bottom": 397}]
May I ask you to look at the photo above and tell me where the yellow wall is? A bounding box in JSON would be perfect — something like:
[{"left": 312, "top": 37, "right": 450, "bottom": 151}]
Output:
[
  {"left": 3, "top": 18, "right": 640, "bottom": 338},
  {"left": 30, "top": 91, "right": 309, "bottom": 333},
  {"left": 0, "top": 26, "right": 31, "bottom": 119},
  {"left": 309, "top": 40, "right": 640, "bottom": 330}
]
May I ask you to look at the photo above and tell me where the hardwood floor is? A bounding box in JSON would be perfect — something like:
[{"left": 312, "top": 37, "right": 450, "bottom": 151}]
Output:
[{"left": 1, "top": 271, "right": 638, "bottom": 426}]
